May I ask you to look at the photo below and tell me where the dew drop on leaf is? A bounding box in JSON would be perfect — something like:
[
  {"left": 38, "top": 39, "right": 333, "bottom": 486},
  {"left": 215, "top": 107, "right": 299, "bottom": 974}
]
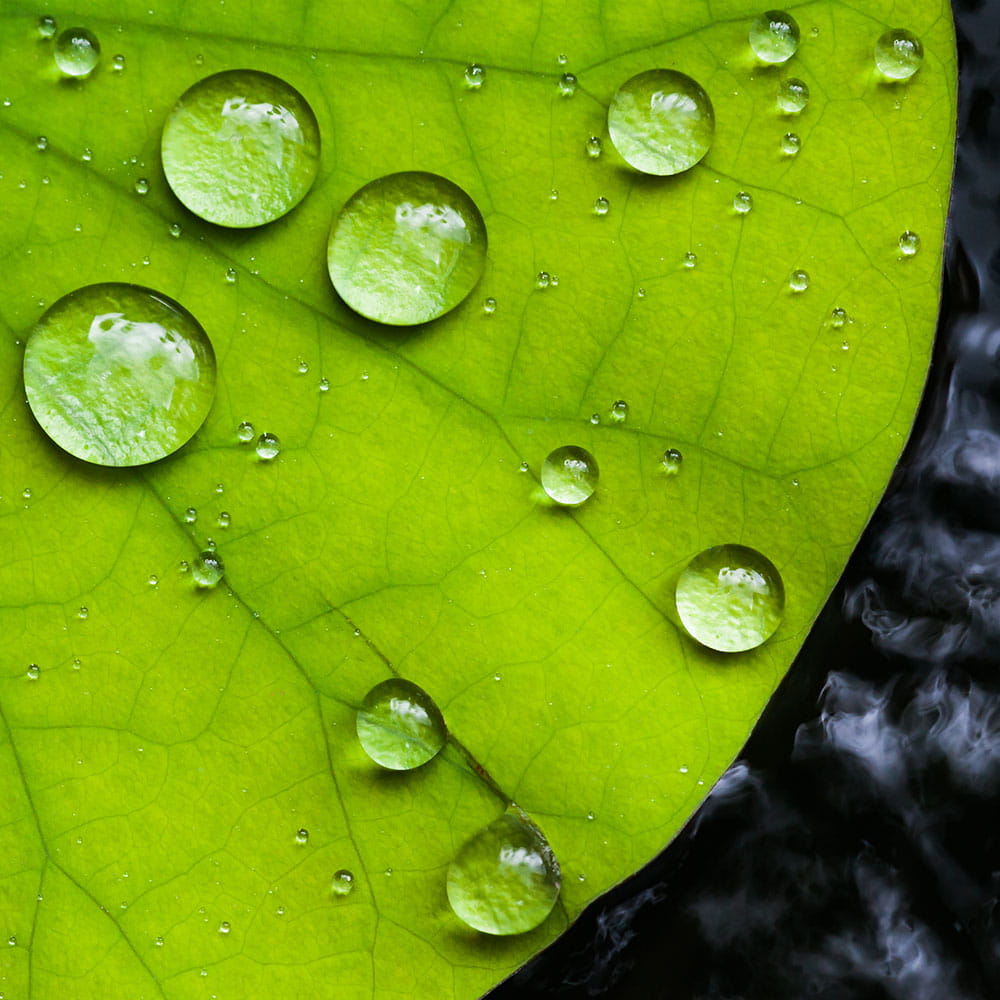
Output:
[
  {"left": 255, "top": 432, "right": 280, "bottom": 460},
  {"left": 593, "top": 196, "right": 609, "bottom": 216},
  {"left": 35, "top": 136, "right": 47, "bottom": 151},
  {"left": 899, "top": 230, "right": 921, "bottom": 256},
  {"left": 54, "top": 27, "right": 100, "bottom": 78},
  {"left": 225, "top": 267, "right": 237, "bottom": 284},
  {"left": 558, "top": 72, "right": 577, "bottom": 97},
  {"left": 661, "top": 448, "right": 683, "bottom": 473},
  {"left": 789, "top": 269, "right": 809, "bottom": 292},
  {"left": 464, "top": 63, "right": 484, "bottom": 89},
  {"left": 776, "top": 77, "right": 809, "bottom": 113},
  {"left": 218, "top": 921, "right": 230, "bottom": 934},
  {"left": 112, "top": 53, "right": 125, "bottom": 72},
  {"left": 192, "top": 550, "right": 224, "bottom": 589},
  {"left": 37, "top": 15, "right": 57, "bottom": 38},
  {"left": 356, "top": 678, "right": 447, "bottom": 770},
  {"left": 585, "top": 135, "right": 602, "bottom": 158},
  {"left": 830, "top": 307, "right": 848, "bottom": 328},
  {"left": 780, "top": 132, "right": 801, "bottom": 156},
  {"left": 482, "top": 296, "right": 497, "bottom": 314},
  {"left": 875, "top": 28, "right": 923, "bottom": 81},
  {"left": 134, "top": 177, "right": 149, "bottom": 195},
  {"left": 26, "top": 664, "right": 40, "bottom": 681},
  {"left": 331, "top": 869, "right": 355, "bottom": 896},
  {"left": 609, "top": 399, "right": 628, "bottom": 422},
  {"left": 748, "top": 10, "right": 800, "bottom": 64},
  {"left": 237, "top": 420, "right": 254, "bottom": 443},
  {"left": 683, "top": 251, "right": 698, "bottom": 268},
  {"left": 295, "top": 829, "right": 309, "bottom": 845},
  {"left": 733, "top": 190, "right": 754, "bottom": 214},
  {"left": 541, "top": 446, "right": 599, "bottom": 506}
]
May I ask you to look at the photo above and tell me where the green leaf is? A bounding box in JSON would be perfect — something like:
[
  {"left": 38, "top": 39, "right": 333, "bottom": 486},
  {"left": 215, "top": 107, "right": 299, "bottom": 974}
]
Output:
[{"left": 0, "top": 0, "right": 955, "bottom": 997}]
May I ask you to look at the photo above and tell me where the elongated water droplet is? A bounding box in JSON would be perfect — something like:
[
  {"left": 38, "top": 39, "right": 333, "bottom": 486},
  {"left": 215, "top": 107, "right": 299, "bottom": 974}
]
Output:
[
  {"left": 675, "top": 544, "right": 785, "bottom": 652},
  {"left": 356, "top": 677, "right": 447, "bottom": 770},
  {"left": 225, "top": 267, "right": 237, "bottom": 284},
  {"left": 482, "top": 296, "right": 497, "bottom": 314},
  {"left": 464, "top": 63, "right": 485, "bottom": 89},
  {"left": 255, "top": 432, "right": 280, "bottom": 460},
  {"left": 749, "top": 10, "right": 800, "bottom": 64},
  {"left": 585, "top": 135, "right": 602, "bottom": 158},
  {"left": 789, "top": 269, "right": 809, "bottom": 292},
  {"left": 217, "top": 511, "right": 231, "bottom": 529},
  {"left": 134, "top": 177, "right": 149, "bottom": 195},
  {"left": 780, "top": 132, "right": 800, "bottom": 156},
  {"left": 184, "top": 506, "right": 197, "bottom": 523},
  {"left": 23, "top": 284, "right": 216, "bottom": 466},
  {"left": 683, "top": 251, "right": 698, "bottom": 268},
  {"left": 593, "top": 196, "right": 609, "bottom": 216},
  {"left": 162, "top": 70, "right": 320, "bottom": 227},
  {"left": 608, "top": 69, "right": 714, "bottom": 176},
  {"left": 192, "top": 550, "right": 224, "bottom": 588},
  {"left": 328, "top": 172, "right": 487, "bottom": 325},
  {"left": 662, "top": 448, "right": 683, "bottom": 473},
  {"left": 558, "top": 72, "right": 577, "bottom": 97},
  {"left": 776, "top": 78, "right": 809, "bottom": 113},
  {"left": 898, "top": 230, "right": 920, "bottom": 256},
  {"left": 874, "top": 28, "right": 923, "bottom": 81},
  {"left": 733, "top": 190, "right": 753, "bottom": 214},
  {"left": 38, "top": 15, "right": 57, "bottom": 38},
  {"left": 447, "top": 812, "right": 561, "bottom": 935},
  {"left": 331, "top": 870, "right": 355, "bottom": 896},
  {"left": 541, "top": 446, "right": 599, "bottom": 507},
  {"left": 610, "top": 399, "right": 628, "bottom": 422},
  {"left": 54, "top": 27, "right": 100, "bottom": 77},
  {"left": 237, "top": 420, "right": 254, "bottom": 443},
  {"left": 318, "top": 377, "right": 330, "bottom": 392},
  {"left": 112, "top": 53, "right": 126, "bottom": 72}
]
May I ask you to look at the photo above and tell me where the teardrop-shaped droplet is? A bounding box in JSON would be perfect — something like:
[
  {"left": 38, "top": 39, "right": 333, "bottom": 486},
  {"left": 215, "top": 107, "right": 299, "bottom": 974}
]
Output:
[
  {"left": 38, "top": 15, "right": 57, "bottom": 38},
  {"left": 593, "top": 196, "right": 610, "bottom": 216},
  {"left": 874, "top": 28, "right": 923, "bottom": 81},
  {"left": 356, "top": 678, "right": 446, "bottom": 770},
  {"left": 585, "top": 135, "right": 603, "bottom": 158},
  {"left": 161, "top": 70, "right": 320, "bottom": 227},
  {"left": 328, "top": 172, "right": 487, "bottom": 326},
  {"left": 54, "top": 27, "right": 100, "bottom": 77},
  {"left": 749, "top": 10, "right": 800, "bottom": 64},
  {"left": 23, "top": 283, "right": 216, "bottom": 466},
  {"left": 541, "top": 446, "right": 599, "bottom": 506},
  {"left": 675, "top": 544, "right": 785, "bottom": 652},
  {"left": 447, "top": 812, "right": 561, "bottom": 935},
  {"left": 898, "top": 230, "right": 920, "bottom": 256}
]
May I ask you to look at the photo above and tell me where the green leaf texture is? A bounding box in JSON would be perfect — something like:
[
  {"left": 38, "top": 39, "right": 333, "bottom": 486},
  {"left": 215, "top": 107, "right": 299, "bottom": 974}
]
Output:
[{"left": 0, "top": 1, "right": 955, "bottom": 997}]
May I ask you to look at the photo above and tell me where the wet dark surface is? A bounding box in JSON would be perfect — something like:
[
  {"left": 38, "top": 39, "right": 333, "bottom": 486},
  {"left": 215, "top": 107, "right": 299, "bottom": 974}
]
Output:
[{"left": 490, "top": 2, "right": 1000, "bottom": 996}]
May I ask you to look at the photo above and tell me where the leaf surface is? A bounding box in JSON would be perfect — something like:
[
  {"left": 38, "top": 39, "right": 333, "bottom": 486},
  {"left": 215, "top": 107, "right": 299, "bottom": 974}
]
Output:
[{"left": 0, "top": 1, "right": 955, "bottom": 997}]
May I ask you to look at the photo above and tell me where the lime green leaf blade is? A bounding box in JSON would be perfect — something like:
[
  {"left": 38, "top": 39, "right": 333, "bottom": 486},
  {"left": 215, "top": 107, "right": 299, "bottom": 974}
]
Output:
[{"left": 0, "top": 0, "right": 955, "bottom": 997}]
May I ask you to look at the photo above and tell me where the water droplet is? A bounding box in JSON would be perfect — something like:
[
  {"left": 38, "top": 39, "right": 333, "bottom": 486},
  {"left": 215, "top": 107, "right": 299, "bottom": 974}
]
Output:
[
  {"left": 38, "top": 15, "right": 57, "bottom": 38},
  {"left": 780, "top": 132, "right": 801, "bottom": 156},
  {"left": 331, "top": 869, "right": 355, "bottom": 896},
  {"left": 112, "top": 53, "right": 125, "bottom": 72},
  {"left": 776, "top": 77, "right": 809, "bottom": 113},
  {"left": 318, "top": 377, "right": 330, "bottom": 392},
  {"left": 237, "top": 421, "right": 254, "bottom": 443},
  {"left": 675, "top": 544, "right": 785, "bottom": 652},
  {"left": 899, "top": 230, "right": 920, "bottom": 256},
  {"left": 593, "top": 196, "right": 609, "bottom": 216},
  {"left": 215, "top": 921, "right": 230, "bottom": 935},
  {"left": 609, "top": 399, "right": 628, "bottom": 422},
  {"left": 447, "top": 812, "right": 561, "bottom": 935},
  {"left": 225, "top": 267, "right": 237, "bottom": 284},
  {"left": 749, "top": 10, "right": 800, "bottom": 64},
  {"left": 255, "top": 432, "right": 280, "bottom": 461},
  {"left": 607, "top": 69, "right": 714, "bottom": 176},
  {"left": 81, "top": 147, "right": 93, "bottom": 162},
  {"left": 23, "top": 284, "right": 216, "bottom": 466},
  {"left": 54, "top": 27, "right": 101, "bottom": 78},
  {"left": 35, "top": 136, "right": 48, "bottom": 152},
  {"left": 874, "top": 28, "right": 923, "bottom": 81},
  {"left": 519, "top": 460, "right": 529, "bottom": 473},
  {"left": 328, "top": 172, "right": 487, "bottom": 325},
  {"left": 356, "top": 677, "right": 447, "bottom": 770},
  {"left": 585, "top": 135, "right": 602, "bottom": 158},
  {"left": 134, "top": 177, "right": 149, "bottom": 195},
  {"left": 7, "top": 936, "right": 15, "bottom": 947},
  {"left": 192, "top": 550, "right": 224, "bottom": 589},
  {"left": 162, "top": 70, "right": 320, "bottom": 227},
  {"left": 589, "top": 413, "right": 600, "bottom": 425},
  {"left": 482, "top": 296, "right": 497, "bottom": 314},
  {"left": 789, "top": 269, "right": 809, "bottom": 292},
  {"left": 184, "top": 507, "right": 197, "bottom": 524},
  {"left": 275, "top": 905, "right": 285, "bottom": 915},
  {"left": 296, "top": 359, "right": 309, "bottom": 375},
  {"left": 26, "top": 664, "right": 40, "bottom": 681},
  {"left": 683, "top": 251, "right": 698, "bottom": 268},
  {"left": 154, "top": 936, "right": 164, "bottom": 947},
  {"left": 541, "top": 446, "right": 599, "bottom": 507},
  {"left": 662, "top": 448, "right": 683, "bottom": 473},
  {"left": 558, "top": 72, "right": 577, "bottom": 97},
  {"left": 830, "top": 307, "right": 848, "bottom": 328},
  {"left": 148, "top": 574, "right": 158, "bottom": 586},
  {"left": 78, "top": 606, "right": 89, "bottom": 619},
  {"left": 464, "top": 63, "right": 485, "bottom": 89},
  {"left": 217, "top": 511, "right": 231, "bottom": 529},
  {"left": 557, "top": 53, "right": 568, "bottom": 65},
  {"left": 733, "top": 190, "right": 753, "bottom": 214},
  {"left": 637, "top": 286, "right": 646, "bottom": 298},
  {"left": 168, "top": 222, "right": 182, "bottom": 238},
  {"left": 178, "top": 560, "right": 189, "bottom": 573},
  {"left": 535, "top": 271, "right": 551, "bottom": 289},
  {"left": 549, "top": 188, "right": 559, "bottom": 201},
  {"left": 295, "top": 829, "right": 309, "bottom": 845}
]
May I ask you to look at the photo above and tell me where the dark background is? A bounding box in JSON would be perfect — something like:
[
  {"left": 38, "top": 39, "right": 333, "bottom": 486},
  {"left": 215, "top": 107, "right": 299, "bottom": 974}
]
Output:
[{"left": 491, "top": 2, "right": 1000, "bottom": 996}]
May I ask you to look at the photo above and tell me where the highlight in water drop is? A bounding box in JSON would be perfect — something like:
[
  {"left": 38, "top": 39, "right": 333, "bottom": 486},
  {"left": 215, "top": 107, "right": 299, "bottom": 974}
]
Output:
[
  {"left": 558, "top": 72, "right": 577, "bottom": 97},
  {"left": 789, "top": 269, "right": 809, "bottom": 292},
  {"left": 749, "top": 10, "right": 800, "bottom": 64},
  {"left": 662, "top": 448, "right": 683, "bottom": 474},
  {"left": 23, "top": 283, "right": 216, "bottom": 466},
  {"left": 54, "top": 27, "right": 100, "bottom": 77},
  {"left": 356, "top": 677, "right": 447, "bottom": 770},
  {"left": 733, "top": 191, "right": 753, "bottom": 214},
  {"left": 776, "top": 78, "right": 809, "bottom": 113},
  {"left": 675, "top": 544, "right": 785, "bottom": 652},
  {"left": 192, "top": 550, "right": 224, "bottom": 588},
  {"left": 447, "top": 812, "right": 561, "bottom": 935},
  {"left": 541, "top": 446, "right": 599, "bottom": 507},
  {"left": 607, "top": 69, "right": 715, "bottom": 176},
  {"left": 217, "top": 511, "right": 231, "bottom": 529},
  {"left": 255, "top": 432, "right": 280, "bottom": 460},
  {"left": 184, "top": 506, "right": 197, "bottom": 523},
  {"left": 464, "top": 63, "right": 485, "bottom": 89},
  {"left": 874, "top": 28, "right": 923, "bottom": 81},
  {"left": 585, "top": 135, "right": 602, "bottom": 158},
  {"left": 331, "top": 870, "right": 355, "bottom": 896},
  {"left": 162, "top": 70, "right": 320, "bottom": 227},
  {"left": 898, "top": 230, "right": 920, "bottom": 256},
  {"left": 328, "top": 172, "right": 487, "bottom": 325},
  {"left": 593, "top": 196, "right": 609, "bottom": 216},
  {"left": 168, "top": 222, "right": 182, "bottom": 238},
  {"left": 780, "top": 132, "right": 800, "bottom": 156}
]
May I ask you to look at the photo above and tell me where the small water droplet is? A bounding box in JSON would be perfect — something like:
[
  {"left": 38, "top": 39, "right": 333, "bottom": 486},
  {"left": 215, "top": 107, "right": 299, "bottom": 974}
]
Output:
[
  {"left": 22, "top": 487, "right": 31, "bottom": 500},
  {"left": 134, "top": 177, "right": 149, "bottom": 195},
  {"left": 482, "top": 296, "right": 497, "bottom": 314},
  {"left": 585, "top": 135, "right": 602, "bottom": 158},
  {"left": 318, "top": 377, "right": 330, "bottom": 392},
  {"left": 558, "top": 72, "right": 577, "bottom": 97},
  {"left": 295, "top": 829, "right": 309, "bottom": 845},
  {"left": 78, "top": 606, "right": 89, "bottom": 619},
  {"left": 542, "top": 446, "right": 599, "bottom": 507},
  {"left": 7, "top": 936, "right": 16, "bottom": 947},
  {"left": 874, "top": 28, "right": 923, "bottom": 81},
  {"left": 683, "top": 251, "right": 698, "bottom": 268},
  {"left": 549, "top": 188, "right": 559, "bottom": 201},
  {"left": 154, "top": 936, "right": 164, "bottom": 947},
  {"left": 54, "top": 27, "right": 101, "bottom": 77},
  {"left": 830, "top": 307, "right": 848, "bottom": 328},
  {"left": 168, "top": 222, "right": 182, "bottom": 238},
  {"left": 35, "top": 136, "right": 48, "bottom": 152},
  {"left": 184, "top": 506, "right": 197, "bottom": 523},
  {"left": 148, "top": 574, "right": 158, "bottom": 586},
  {"left": 256, "top": 432, "right": 280, "bottom": 461},
  {"left": 218, "top": 921, "right": 230, "bottom": 934},
  {"left": 557, "top": 53, "right": 568, "bottom": 65},
  {"left": 331, "top": 869, "right": 355, "bottom": 896},
  {"left": 609, "top": 399, "right": 628, "bottom": 422},
  {"left": 112, "top": 53, "right": 125, "bottom": 72},
  {"left": 297, "top": 359, "right": 309, "bottom": 374},
  {"left": 38, "top": 15, "right": 57, "bottom": 38},
  {"left": 637, "top": 287, "right": 646, "bottom": 298},
  {"left": 275, "top": 905, "right": 285, "bottom": 915},
  {"left": 178, "top": 560, "right": 189, "bottom": 573},
  {"left": 777, "top": 78, "right": 809, "bottom": 113},
  {"left": 841, "top": 341, "right": 850, "bottom": 351},
  {"left": 26, "top": 664, "right": 40, "bottom": 681},
  {"left": 733, "top": 190, "right": 753, "bottom": 214},
  {"left": 589, "top": 413, "right": 600, "bottom": 425},
  {"left": 214, "top": 483, "right": 224, "bottom": 494},
  {"left": 662, "top": 448, "right": 683, "bottom": 473},
  {"left": 749, "top": 10, "right": 800, "bottom": 64},
  {"left": 536, "top": 271, "right": 551, "bottom": 289},
  {"left": 899, "top": 230, "right": 920, "bottom": 256},
  {"left": 217, "top": 512, "right": 231, "bottom": 529},
  {"left": 789, "top": 269, "right": 809, "bottom": 292},
  {"left": 593, "top": 196, "right": 609, "bottom": 216},
  {"left": 192, "top": 550, "right": 224, "bottom": 589},
  {"left": 81, "top": 147, "right": 93, "bottom": 161},
  {"left": 237, "top": 421, "right": 254, "bottom": 443},
  {"left": 519, "top": 460, "right": 529, "bottom": 473},
  {"left": 356, "top": 678, "right": 447, "bottom": 770},
  {"left": 464, "top": 63, "right": 485, "bottom": 89},
  {"left": 780, "top": 132, "right": 801, "bottom": 156},
  {"left": 586, "top": 811, "right": 595, "bottom": 821},
  {"left": 225, "top": 267, "right": 237, "bottom": 284}
]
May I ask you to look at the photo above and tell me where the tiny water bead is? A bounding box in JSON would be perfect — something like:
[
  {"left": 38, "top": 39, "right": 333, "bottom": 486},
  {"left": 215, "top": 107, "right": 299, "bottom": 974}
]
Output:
[
  {"left": 237, "top": 420, "right": 254, "bottom": 443},
  {"left": 192, "top": 550, "right": 224, "bottom": 588},
  {"left": 593, "top": 196, "right": 609, "bottom": 216},
  {"left": 683, "top": 251, "right": 698, "bottom": 268},
  {"left": 610, "top": 399, "right": 628, "bottom": 422},
  {"left": 26, "top": 664, "right": 40, "bottom": 681},
  {"left": 662, "top": 448, "right": 683, "bottom": 473},
  {"left": 217, "top": 511, "right": 231, "bottom": 529},
  {"left": 607, "top": 69, "right": 715, "bottom": 176},
  {"left": 789, "top": 268, "right": 809, "bottom": 292},
  {"left": 558, "top": 72, "right": 577, "bottom": 97},
  {"left": 780, "top": 132, "right": 801, "bottom": 156},
  {"left": 54, "top": 28, "right": 101, "bottom": 78},
  {"left": 733, "top": 190, "right": 753, "bottom": 214},
  {"left": 35, "top": 136, "right": 48, "bottom": 151},
  {"left": 295, "top": 829, "right": 309, "bottom": 845},
  {"left": 331, "top": 870, "right": 355, "bottom": 896},
  {"left": 168, "top": 222, "right": 182, "bottom": 238},
  {"left": 112, "top": 54, "right": 126, "bottom": 72},
  {"left": 38, "top": 15, "right": 57, "bottom": 38},
  {"left": 830, "top": 307, "right": 848, "bottom": 328},
  {"left": 675, "top": 544, "right": 785, "bottom": 653},
  {"left": 749, "top": 10, "right": 800, "bottom": 64},
  {"left": 161, "top": 70, "right": 320, "bottom": 227},
  {"left": 899, "top": 230, "right": 921, "bottom": 256},
  {"left": 464, "top": 63, "right": 485, "bottom": 89},
  {"left": 328, "top": 171, "right": 487, "bottom": 325},
  {"left": 585, "top": 135, "right": 602, "bottom": 158},
  {"left": 134, "top": 177, "right": 149, "bottom": 195},
  {"left": 218, "top": 921, "right": 230, "bottom": 935},
  {"left": 541, "top": 446, "right": 599, "bottom": 507},
  {"left": 776, "top": 77, "right": 809, "bottom": 113},
  {"left": 255, "top": 432, "right": 280, "bottom": 460},
  {"left": 23, "top": 284, "right": 216, "bottom": 466},
  {"left": 225, "top": 267, "right": 237, "bottom": 284},
  {"left": 874, "top": 28, "right": 923, "bottom": 81},
  {"left": 184, "top": 506, "right": 197, "bottom": 523},
  {"left": 447, "top": 813, "right": 561, "bottom": 935},
  {"left": 356, "top": 677, "right": 447, "bottom": 770},
  {"left": 482, "top": 296, "right": 497, "bottom": 315}
]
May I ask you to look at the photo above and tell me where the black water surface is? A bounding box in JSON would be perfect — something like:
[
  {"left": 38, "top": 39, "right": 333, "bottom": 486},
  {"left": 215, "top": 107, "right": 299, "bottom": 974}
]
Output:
[{"left": 491, "top": 2, "right": 1000, "bottom": 996}]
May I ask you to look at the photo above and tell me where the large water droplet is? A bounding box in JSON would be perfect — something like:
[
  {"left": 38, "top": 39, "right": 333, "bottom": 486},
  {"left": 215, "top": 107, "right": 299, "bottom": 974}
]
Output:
[
  {"left": 256, "top": 432, "right": 280, "bottom": 460},
  {"left": 898, "top": 230, "right": 920, "bottom": 256},
  {"left": 675, "top": 544, "right": 785, "bottom": 652},
  {"left": 541, "top": 446, "right": 599, "bottom": 507},
  {"left": 874, "top": 28, "right": 923, "bottom": 81},
  {"left": 789, "top": 269, "right": 809, "bottom": 292},
  {"left": 776, "top": 78, "right": 809, "bottom": 113},
  {"left": 161, "top": 70, "right": 320, "bottom": 227},
  {"left": 356, "top": 678, "right": 447, "bottom": 770},
  {"left": 733, "top": 190, "right": 754, "bottom": 214},
  {"left": 593, "top": 196, "right": 610, "bottom": 216},
  {"left": 54, "top": 28, "right": 100, "bottom": 77},
  {"left": 607, "top": 69, "right": 715, "bottom": 176},
  {"left": 609, "top": 399, "right": 628, "bottom": 422},
  {"left": 749, "top": 10, "right": 800, "bottom": 64},
  {"left": 331, "top": 870, "right": 355, "bottom": 896},
  {"left": 23, "top": 283, "right": 216, "bottom": 466},
  {"left": 327, "top": 172, "right": 487, "bottom": 325},
  {"left": 447, "top": 812, "right": 561, "bottom": 935},
  {"left": 192, "top": 550, "right": 224, "bottom": 588}
]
